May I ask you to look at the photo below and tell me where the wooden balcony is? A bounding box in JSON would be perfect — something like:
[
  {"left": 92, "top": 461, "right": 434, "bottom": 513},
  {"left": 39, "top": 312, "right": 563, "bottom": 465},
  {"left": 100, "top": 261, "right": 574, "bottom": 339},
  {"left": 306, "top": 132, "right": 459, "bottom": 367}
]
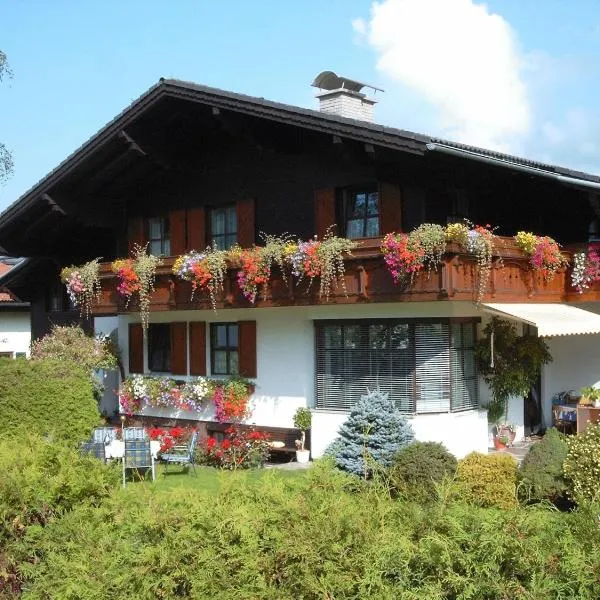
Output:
[{"left": 92, "top": 236, "right": 576, "bottom": 315}]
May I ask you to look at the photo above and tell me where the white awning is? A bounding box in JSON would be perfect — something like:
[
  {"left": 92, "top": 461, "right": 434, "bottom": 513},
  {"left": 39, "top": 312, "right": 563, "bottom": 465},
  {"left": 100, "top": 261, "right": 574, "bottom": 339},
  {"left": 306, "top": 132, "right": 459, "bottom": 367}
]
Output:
[{"left": 481, "top": 303, "right": 600, "bottom": 337}]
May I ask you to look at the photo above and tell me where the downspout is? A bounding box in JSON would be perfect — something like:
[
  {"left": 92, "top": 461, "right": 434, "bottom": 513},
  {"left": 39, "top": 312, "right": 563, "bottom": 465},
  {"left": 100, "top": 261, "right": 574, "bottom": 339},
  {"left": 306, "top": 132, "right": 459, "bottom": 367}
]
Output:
[{"left": 426, "top": 142, "right": 600, "bottom": 191}]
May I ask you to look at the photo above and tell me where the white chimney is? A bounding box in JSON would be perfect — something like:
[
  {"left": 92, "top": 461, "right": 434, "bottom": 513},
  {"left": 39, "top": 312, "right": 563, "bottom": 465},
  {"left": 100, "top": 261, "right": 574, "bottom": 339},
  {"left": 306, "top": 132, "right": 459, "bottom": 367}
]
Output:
[{"left": 312, "top": 71, "right": 383, "bottom": 122}]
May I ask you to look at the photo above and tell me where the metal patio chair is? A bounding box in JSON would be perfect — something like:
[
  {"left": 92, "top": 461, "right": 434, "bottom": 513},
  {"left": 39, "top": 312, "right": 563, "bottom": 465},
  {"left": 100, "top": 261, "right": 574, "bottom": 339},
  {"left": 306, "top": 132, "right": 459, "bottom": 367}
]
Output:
[
  {"left": 80, "top": 440, "right": 106, "bottom": 462},
  {"left": 161, "top": 430, "right": 199, "bottom": 476},
  {"left": 122, "top": 438, "right": 155, "bottom": 486},
  {"left": 92, "top": 427, "right": 117, "bottom": 444}
]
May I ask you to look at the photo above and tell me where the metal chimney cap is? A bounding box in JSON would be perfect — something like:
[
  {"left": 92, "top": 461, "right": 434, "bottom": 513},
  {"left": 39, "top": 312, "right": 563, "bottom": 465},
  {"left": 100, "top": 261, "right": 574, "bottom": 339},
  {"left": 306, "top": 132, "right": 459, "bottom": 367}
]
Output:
[{"left": 311, "top": 71, "right": 384, "bottom": 94}]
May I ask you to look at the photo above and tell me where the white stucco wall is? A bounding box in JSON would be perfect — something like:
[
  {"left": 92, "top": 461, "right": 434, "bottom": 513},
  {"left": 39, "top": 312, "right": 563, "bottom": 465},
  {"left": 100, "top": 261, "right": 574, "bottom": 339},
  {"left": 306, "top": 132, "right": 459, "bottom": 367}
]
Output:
[
  {"left": 0, "top": 311, "right": 31, "bottom": 357},
  {"left": 310, "top": 408, "right": 488, "bottom": 459},
  {"left": 115, "top": 301, "right": 492, "bottom": 456}
]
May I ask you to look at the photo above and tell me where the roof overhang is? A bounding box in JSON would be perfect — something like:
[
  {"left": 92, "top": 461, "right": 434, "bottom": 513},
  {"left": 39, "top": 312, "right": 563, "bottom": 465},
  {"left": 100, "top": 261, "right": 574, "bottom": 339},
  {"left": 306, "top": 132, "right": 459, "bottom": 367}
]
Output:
[{"left": 481, "top": 303, "right": 600, "bottom": 337}]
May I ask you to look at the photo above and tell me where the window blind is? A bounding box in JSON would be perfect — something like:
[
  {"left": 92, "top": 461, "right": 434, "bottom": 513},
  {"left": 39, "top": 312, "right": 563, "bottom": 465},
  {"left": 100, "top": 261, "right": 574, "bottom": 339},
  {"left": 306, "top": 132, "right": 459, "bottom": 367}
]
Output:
[{"left": 315, "top": 319, "right": 478, "bottom": 414}]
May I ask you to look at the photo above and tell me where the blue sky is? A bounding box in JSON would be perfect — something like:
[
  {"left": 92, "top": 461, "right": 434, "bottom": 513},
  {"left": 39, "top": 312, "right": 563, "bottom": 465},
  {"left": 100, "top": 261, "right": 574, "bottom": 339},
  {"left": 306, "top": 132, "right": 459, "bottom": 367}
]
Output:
[{"left": 1, "top": 0, "right": 600, "bottom": 211}]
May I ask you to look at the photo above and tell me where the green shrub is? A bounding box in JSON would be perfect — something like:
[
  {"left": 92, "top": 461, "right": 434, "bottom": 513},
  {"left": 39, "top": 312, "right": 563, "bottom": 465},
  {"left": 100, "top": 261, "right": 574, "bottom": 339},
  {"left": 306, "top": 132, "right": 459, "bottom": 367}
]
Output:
[
  {"left": 455, "top": 452, "right": 518, "bottom": 509},
  {"left": 0, "top": 436, "right": 120, "bottom": 595},
  {"left": 10, "top": 460, "right": 600, "bottom": 599},
  {"left": 518, "top": 428, "right": 568, "bottom": 502},
  {"left": 0, "top": 358, "right": 100, "bottom": 444},
  {"left": 564, "top": 423, "right": 600, "bottom": 502},
  {"left": 389, "top": 441, "right": 457, "bottom": 502}
]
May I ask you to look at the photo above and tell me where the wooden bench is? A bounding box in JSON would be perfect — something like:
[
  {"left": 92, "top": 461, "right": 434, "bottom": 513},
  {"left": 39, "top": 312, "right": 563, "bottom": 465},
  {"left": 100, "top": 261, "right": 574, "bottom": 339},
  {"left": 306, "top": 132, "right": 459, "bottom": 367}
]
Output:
[{"left": 206, "top": 423, "right": 311, "bottom": 460}]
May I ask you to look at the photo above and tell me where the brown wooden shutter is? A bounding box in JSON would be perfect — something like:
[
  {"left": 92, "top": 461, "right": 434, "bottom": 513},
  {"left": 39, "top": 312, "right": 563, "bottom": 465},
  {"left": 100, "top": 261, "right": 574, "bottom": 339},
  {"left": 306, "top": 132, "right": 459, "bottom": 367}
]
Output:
[
  {"left": 189, "top": 321, "right": 207, "bottom": 375},
  {"left": 187, "top": 207, "right": 206, "bottom": 250},
  {"left": 236, "top": 198, "right": 255, "bottom": 247},
  {"left": 169, "top": 209, "right": 186, "bottom": 256},
  {"left": 379, "top": 182, "right": 402, "bottom": 234},
  {"left": 127, "top": 217, "right": 145, "bottom": 254},
  {"left": 170, "top": 322, "right": 188, "bottom": 375},
  {"left": 128, "top": 323, "right": 144, "bottom": 374},
  {"left": 314, "top": 187, "right": 336, "bottom": 239},
  {"left": 238, "top": 320, "right": 257, "bottom": 378}
]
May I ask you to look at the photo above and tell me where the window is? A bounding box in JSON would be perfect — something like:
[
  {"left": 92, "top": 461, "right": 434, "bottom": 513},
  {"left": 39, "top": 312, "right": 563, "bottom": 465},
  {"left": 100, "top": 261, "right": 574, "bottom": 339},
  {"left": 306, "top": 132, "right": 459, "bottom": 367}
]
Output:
[
  {"left": 147, "top": 217, "right": 170, "bottom": 256},
  {"left": 211, "top": 323, "right": 239, "bottom": 375},
  {"left": 0, "top": 352, "right": 12, "bottom": 359},
  {"left": 15, "top": 352, "right": 26, "bottom": 359},
  {"left": 148, "top": 323, "right": 171, "bottom": 373},
  {"left": 210, "top": 205, "right": 237, "bottom": 250},
  {"left": 47, "top": 280, "right": 72, "bottom": 312},
  {"left": 344, "top": 188, "right": 380, "bottom": 239},
  {"left": 315, "top": 319, "right": 479, "bottom": 414}
]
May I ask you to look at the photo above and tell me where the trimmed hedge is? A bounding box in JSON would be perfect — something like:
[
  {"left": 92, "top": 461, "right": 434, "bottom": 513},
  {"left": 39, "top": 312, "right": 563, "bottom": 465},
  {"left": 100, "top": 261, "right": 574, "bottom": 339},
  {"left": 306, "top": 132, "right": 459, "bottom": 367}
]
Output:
[
  {"left": 10, "top": 460, "right": 600, "bottom": 599},
  {"left": 390, "top": 441, "right": 457, "bottom": 502},
  {"left": 0, "top": 358, "right": 100, "bottom": 444},
  {"left": 518, "top": 428, "right": 568, "bottom": 502},
  {"left": 0, "top": 436, "right": 120, "bottom": 595},
  {"left": 456, "top": 452, "right": 518, "bottom": 509}
]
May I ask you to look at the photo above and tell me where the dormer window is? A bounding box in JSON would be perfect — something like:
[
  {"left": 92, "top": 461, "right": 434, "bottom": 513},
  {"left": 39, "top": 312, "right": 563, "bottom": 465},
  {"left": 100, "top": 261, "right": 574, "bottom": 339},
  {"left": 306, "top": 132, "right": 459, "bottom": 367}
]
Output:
[
  {"left": 344, "top": 188, "right": 380, "bottom": 239},
  {"left": 147, "top": 217, "right": 170, "bottom": 256}
]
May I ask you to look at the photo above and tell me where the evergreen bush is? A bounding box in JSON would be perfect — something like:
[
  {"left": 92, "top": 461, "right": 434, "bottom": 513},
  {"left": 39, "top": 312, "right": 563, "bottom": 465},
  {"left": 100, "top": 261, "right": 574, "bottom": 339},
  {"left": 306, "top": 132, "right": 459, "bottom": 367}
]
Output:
[
  {"left": 0, "top": 358, "right": 100, "bottom": 444},
  {"left": 518, "top": 428, "right": 568, "bottom": 503},
  {"left": 10, "top": 460, "right": 600, "bottom": 599},
  {"left": 564, "top": 423, "right": 600, "bottom": 502},
  {"left": 455, "top": 452, "right": 518, "bottom": 509},
  {"left": 334, "top": 389, "right": 414, "bottom": 478},
  {"left": 390, "top": 441, "right": 457, "bottom": 502}
]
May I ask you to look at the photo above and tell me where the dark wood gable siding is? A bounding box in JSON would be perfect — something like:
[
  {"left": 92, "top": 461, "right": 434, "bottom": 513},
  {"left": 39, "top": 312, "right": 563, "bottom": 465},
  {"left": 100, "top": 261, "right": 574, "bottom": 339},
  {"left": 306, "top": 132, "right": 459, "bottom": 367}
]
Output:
[
  {"left": 169, "top": 210, "right": 187, "bottom": 256},
  {"left": 379, "top": 182, "right": 402, "bottom": 233},
  {"left": 314, "top": 187, "right": 336, "bottom": 239}
]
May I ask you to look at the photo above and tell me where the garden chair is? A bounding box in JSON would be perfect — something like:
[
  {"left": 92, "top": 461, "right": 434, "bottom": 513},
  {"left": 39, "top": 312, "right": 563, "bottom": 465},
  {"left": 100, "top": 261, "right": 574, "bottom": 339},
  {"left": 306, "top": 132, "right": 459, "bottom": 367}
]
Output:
[
  {"left": 161, "top": 430, "right": 199, "bottom": 476},
  {"left": 92, "top": 427, "right": 117, "bottom": 444},
  {"left": 122, "top": 438, "right": 155, "bottom": 486},
  {"left": 80, "top": 441, "right": 106, "bottom": 462}
]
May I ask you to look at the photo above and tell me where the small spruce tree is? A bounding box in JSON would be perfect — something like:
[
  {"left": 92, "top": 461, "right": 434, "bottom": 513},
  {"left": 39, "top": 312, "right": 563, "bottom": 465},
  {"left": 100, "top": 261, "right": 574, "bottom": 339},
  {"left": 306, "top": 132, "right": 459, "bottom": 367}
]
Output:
[{"left": 335, "top": 389, "right": 414, "bottom": 478}]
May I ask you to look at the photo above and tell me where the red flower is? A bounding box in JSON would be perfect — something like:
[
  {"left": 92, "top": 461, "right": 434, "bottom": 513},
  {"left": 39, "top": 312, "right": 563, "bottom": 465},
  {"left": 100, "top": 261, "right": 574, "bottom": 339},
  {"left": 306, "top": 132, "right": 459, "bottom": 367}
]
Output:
[
  {"left": 207, "top": 437, "right": 217, "bottom": 449},
  {"left": 221, "top": 438, "right": 231, "bottom": 450}
]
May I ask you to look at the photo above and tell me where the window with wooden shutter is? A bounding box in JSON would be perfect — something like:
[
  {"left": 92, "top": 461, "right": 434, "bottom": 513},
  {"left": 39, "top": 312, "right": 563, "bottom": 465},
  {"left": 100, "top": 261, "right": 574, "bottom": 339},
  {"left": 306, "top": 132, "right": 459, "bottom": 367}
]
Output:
[
  {"left": 170, "top": 322, "right": 188, "bottom": 375},
  {"left": 343, "top": 187, "right": 380, "bottom": 239},
  {"left": 127, "top": 217, "right": 145, "bottom": 254},
  {"left": 187, "top": 207, "right": 206, "bottom": 251},
  {"left": 314, "top": 187, "right": 336, "bottom": 239},
  {"left": 238, "top": 320, "right": 257, "bottom": 378},
  {"left": 210, "top": 204, "right": 238, "bottom": 250},
  {"left": 128, "top": 323, "right": 144, "bottom": 374},
  {"left": 315, "top": 319, "right": 478, "bottom": 414},
  {"left": 189, "top": 321, "right": 207, "bottom": 375},
  {"left": 236, "top": 198, "right": 255, "bottom": 247},
  {"left": 379, "top": 182, "right": 402, "bottom": 234},
  {"left": 169, "top": 210, "right": 186, "bottom": 256}
]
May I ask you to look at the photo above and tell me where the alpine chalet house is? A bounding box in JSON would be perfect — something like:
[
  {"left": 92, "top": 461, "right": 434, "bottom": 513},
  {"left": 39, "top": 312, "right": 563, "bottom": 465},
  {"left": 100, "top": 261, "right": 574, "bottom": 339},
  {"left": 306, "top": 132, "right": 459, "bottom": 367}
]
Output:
[{"left": 2, "top": 73, "right": 600, "bottom": 457}]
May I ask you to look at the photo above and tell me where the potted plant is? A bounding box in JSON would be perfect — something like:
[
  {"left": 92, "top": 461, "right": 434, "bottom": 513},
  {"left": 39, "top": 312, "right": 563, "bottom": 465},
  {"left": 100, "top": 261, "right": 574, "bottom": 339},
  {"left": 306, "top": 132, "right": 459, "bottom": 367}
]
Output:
[
  {"left": 493, "top": 423, "right": 515, "bottom": 450},
  {"left": 580, "top": 386, "right": 600, "bottom": 408},
  {"left": 293, "top": 407, "right": 312, "bottom": 463}
]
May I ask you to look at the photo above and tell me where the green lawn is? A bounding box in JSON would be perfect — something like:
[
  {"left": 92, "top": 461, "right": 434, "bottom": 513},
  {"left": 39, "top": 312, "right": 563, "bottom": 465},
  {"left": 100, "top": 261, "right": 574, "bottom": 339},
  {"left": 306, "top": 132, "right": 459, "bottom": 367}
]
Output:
[{"left": 129, "top": 463, "right": 308, "bottom": 495}]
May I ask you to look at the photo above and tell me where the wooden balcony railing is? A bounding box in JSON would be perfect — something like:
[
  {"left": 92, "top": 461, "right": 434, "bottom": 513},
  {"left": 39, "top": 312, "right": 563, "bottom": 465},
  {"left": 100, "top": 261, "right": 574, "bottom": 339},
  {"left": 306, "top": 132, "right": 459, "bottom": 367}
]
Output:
[{"left": 91, "top": 236, "right": 577, "bottom": 315}]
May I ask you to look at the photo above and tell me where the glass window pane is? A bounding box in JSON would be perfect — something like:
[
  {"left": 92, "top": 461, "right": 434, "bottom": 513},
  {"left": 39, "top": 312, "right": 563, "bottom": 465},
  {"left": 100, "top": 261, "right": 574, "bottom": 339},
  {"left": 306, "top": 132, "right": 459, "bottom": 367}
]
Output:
[
  {"left": 226, "top": 206, "right": 237, "bottom": 234},
  {"left": 462, "top": 324, "right": 474, "bottom": 347},
  {"left": 391, "top": 324, "right": 410, "bottom": 350},
  {"left": 346, "top": 219, "right": 363, "bottom": 239},
  {"left": 225, "top": 234, "right": 237, "bottom": 250},
  {"left": 344, "top": 325, "right": 361, "bottom": 349},
  {"left": 365, "top": 217, "right": 379, "bottom": 237},
  {"left": 451, "top": 323, "right": 462, "bottom": 348},
  {"left": 213, "top": 351, "right": 228, "bottom": 374},
  {"left": 229, "top": 351, "right": 239, "bottom": 374},
  {"left": 149, "top": 240, "right": 161, "bottom": 256},
  {"left": 212, "top": 210, "right": 225, "bottom": 235},
  {"left": 324, "top": 326, "right": 342, "bottom": 348},
  {"left": 215, "top": 325, "right": 228, "bottom": 348},
  {"left": 367, "top": 192, "right": 379, "bottom": 216},
  {"left": 369, "top": 325, "right": 387, "bottom": 349},
  {"left": 228, "top": 324, "right": 238, "bottom": 347},
  {"left": 463, "top": 350, "right": 475, "bottom": 377},
  {"left": 149, "top": 218, "right": 162, "bottom": 239},
  {"left": 162, "top": 239, "right": 171, "bottom": 256},
  {"left": 213, "top": 236, "right": 225, "bottom": 250},
  {"left": 351, "top": 193, "right": 366, "bottom": 218}
]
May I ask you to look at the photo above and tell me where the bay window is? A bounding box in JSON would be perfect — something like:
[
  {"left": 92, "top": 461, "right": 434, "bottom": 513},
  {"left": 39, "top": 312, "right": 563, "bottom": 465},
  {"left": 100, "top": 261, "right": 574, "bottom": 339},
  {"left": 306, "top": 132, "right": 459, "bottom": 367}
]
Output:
[{"left": 315, "top": 319, "right": 479, "bottom": 413}]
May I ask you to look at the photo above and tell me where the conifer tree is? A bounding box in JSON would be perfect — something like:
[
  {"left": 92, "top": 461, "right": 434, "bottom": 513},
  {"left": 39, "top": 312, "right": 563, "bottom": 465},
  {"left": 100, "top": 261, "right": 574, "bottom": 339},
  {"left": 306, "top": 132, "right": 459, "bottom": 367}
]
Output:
[{"left": 335, "top": 389, "right": 414, "bottom": 478}]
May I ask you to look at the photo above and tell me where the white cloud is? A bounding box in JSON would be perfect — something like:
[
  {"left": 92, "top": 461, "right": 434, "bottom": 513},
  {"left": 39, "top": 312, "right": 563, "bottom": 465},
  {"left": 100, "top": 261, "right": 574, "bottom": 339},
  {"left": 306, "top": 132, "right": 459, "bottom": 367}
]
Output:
[{"left": 355, "top": 0, "right": 531, "bottom": 152}]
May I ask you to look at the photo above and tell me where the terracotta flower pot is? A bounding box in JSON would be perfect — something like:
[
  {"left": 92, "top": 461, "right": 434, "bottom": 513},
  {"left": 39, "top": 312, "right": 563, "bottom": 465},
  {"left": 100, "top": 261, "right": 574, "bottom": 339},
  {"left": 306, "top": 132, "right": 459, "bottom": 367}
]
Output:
[{"left": 493, "top": 436, "right": 507, "bottom": 451}]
